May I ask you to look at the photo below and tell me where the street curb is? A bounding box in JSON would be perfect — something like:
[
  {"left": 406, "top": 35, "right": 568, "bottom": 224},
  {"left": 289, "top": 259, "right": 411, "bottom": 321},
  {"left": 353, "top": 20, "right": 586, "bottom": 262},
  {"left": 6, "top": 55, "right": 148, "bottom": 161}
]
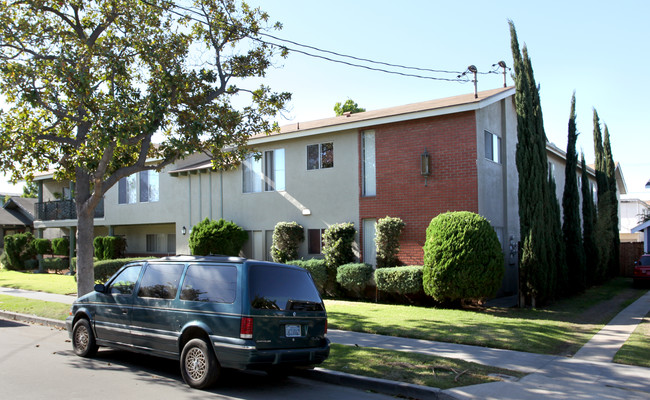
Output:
[
  {"left": 0, "top": 311, "right": 459, "bottom": 399},
  {"left": 295, "top": 367, "right": 458, "bottom": 400},
  {"left": 0, "top": 310, "right": 66, "bottom": 329}
]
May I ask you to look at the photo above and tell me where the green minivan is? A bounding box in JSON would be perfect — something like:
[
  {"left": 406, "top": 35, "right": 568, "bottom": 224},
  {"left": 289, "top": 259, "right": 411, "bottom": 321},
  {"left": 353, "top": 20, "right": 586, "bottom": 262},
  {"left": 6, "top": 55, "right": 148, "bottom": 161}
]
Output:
[{"left": 66, "top": 255, "right": 330, "bottom": 389}]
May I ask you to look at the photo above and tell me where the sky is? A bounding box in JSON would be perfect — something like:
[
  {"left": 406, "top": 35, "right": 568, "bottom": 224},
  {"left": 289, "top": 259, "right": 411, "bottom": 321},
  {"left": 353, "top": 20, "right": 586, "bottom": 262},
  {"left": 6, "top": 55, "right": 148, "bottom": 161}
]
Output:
[{"left": 2, "top": 0, "right": 649, "bottom": 199}]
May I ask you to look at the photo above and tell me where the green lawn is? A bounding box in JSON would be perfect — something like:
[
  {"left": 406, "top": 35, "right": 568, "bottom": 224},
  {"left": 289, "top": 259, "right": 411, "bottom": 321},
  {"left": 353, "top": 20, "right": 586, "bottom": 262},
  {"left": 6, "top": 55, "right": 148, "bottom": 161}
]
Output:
[
  {"left": 613, "top": 311, "right": 650, "bottom": 368},
  {"left": 0, "top": 294, "right": 70, "bottom": 320},
  {"left": 321, "top": 343, "right": 526, "bottom": 390},
  {"left": 326, "top": 278, "right": 647, "bottom": 356},
  {"left": 0, "top": 269, "right": 77, "bottom": 295}
]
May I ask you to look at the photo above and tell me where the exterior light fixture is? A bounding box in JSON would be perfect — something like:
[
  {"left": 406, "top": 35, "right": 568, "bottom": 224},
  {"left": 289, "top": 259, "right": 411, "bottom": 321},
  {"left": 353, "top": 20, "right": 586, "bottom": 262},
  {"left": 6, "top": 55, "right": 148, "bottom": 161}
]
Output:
[
  {"left": 421, "top": 148, "right": 430, "bottom": 186},
  {"left": 182, "top": 226, "right": 187, "bottom": 235}
]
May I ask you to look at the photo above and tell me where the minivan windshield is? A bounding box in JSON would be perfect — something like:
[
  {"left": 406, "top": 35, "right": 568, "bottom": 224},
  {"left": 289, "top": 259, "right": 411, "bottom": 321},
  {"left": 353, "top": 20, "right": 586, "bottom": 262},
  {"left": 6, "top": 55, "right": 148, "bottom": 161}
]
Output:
[{"left": 249, "top": 265, "right": 323, "bottom": 311}]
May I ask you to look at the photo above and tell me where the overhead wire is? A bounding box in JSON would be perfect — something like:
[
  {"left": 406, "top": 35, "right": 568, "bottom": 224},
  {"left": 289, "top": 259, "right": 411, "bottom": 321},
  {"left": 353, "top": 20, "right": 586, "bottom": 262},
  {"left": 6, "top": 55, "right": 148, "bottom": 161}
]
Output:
[{"left": 145, "top": 0, "right": 505, "bottom": 84}]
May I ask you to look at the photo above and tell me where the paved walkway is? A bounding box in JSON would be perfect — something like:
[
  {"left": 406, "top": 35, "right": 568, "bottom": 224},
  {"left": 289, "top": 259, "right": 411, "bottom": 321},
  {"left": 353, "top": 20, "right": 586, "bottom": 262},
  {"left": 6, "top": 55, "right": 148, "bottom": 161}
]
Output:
[{"left": 1, "top": 286, "right": 649, "bottom": 399}]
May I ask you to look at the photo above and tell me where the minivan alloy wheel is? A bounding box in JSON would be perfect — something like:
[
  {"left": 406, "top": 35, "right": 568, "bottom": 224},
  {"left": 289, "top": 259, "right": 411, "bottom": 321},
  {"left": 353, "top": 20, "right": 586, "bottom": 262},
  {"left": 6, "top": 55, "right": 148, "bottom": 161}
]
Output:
[{"left": 180, "top": 338, "right": 220, "bottom": 389}]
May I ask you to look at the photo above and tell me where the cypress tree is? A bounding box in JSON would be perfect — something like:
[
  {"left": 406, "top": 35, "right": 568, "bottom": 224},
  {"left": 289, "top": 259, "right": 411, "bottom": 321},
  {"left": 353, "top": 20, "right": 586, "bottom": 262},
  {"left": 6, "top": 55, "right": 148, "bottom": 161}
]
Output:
[
  {"left": 562, "top": 93, "right": 586, "bottom": 293},
  {"left": 547, "top": 173, "right": 566, "bottom": 298},
  {"left": 581, "top": 154, "right": 598, "bottom": 287},
  {"left": 593, "top": 111, "right": 612, "bottom": 283},
  {"left": 603, "top": 126, "right": 620, "bottom": 277},
  {"left": 510, "top": 20, "right": 552, "bottom": 305}
]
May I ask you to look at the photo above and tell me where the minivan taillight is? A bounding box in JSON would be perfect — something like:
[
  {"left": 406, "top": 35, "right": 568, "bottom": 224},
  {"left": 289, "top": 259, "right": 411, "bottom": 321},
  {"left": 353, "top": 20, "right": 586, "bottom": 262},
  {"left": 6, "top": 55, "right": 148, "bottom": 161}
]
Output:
[
  {"left": 240, "top": 317, "right": 253, "bottom": 339},
  {"left": 325, "top": 319, "right": 328, "bottom": 336}
]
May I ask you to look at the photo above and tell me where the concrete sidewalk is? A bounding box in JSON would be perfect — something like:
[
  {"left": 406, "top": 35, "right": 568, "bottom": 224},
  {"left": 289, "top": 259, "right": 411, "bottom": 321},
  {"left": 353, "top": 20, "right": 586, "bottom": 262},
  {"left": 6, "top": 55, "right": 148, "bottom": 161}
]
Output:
[{"left": 1, "top": 286, "right": 649, "bottom": 399}]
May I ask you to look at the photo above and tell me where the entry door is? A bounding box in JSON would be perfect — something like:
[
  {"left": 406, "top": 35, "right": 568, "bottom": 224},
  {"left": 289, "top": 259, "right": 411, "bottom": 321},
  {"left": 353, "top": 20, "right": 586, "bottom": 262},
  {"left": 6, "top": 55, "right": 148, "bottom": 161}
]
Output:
[
  {"left": 252, "top": 230, "right": 265, "bottom": 261},
  {"left": 363, "top": 219, "right": 377, "bottom": 267}
]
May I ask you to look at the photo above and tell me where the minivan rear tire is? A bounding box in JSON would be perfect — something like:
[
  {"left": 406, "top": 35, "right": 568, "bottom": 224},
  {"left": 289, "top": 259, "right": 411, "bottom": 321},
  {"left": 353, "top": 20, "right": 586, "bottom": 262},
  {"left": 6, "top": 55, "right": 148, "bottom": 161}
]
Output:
[{"left": 180, "top": 338, "right": 220, "bottom": 389}]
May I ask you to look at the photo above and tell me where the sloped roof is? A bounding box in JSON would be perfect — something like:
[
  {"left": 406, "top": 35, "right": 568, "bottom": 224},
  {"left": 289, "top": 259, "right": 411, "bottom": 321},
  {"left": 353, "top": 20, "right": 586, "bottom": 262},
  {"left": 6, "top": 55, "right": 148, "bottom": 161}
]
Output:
[
  {"left": 250, "top": 86, "right": 515, "bottom": 143},
  {"left": 0, "top": 197, "right": 35, "bottom": 226}
]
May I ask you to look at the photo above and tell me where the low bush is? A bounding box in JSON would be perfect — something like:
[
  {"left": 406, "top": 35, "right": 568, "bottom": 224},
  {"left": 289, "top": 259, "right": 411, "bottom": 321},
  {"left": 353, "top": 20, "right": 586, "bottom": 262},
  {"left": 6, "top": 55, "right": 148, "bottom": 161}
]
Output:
[
  {"left": 33, "top": 238, "right": 52, "bottom": 255},
  {"left": 189, "top": 218, "right": 248, "bottom": 257},
  {"left": 375, "top": 265, "right": 424, "bottom": 295},
  {"left": 271, "top": 222, "right": 304, "bottom": 263},
  {"left": 336, "top": 263, "right": 374, "bottom": 297},
  {"left": 94, "top": 258, "right": 148, "bottom": 283},
  {"left": 52, "top": 237, "right": 70, "bottom": 256},
  {"left": 287, "top": 259, "right": 328, "bottom": 295},
  {"left": 41, "top": 257, "right": 70, "bottom": 274}
]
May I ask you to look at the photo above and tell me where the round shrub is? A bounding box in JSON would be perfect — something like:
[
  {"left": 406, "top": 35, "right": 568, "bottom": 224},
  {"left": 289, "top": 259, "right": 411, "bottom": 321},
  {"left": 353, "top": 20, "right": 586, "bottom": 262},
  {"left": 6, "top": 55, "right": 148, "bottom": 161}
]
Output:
[
  {"left": 52, "top": 237, "right": 70, "bottom": 256},
  {"left": 336, "top": 263, "right": 373, "bottom": 297},
  {"left": 375, "top": 265, "right": 423, "bottom": 295},
  {"left": 375, "top": 216, "right": 405, "bottom": 268},
  {"left": 3, "top": 232, "right": 36, "bottom": 270},
  {"left": 33, "top": 238, "right": 52, "bottom": 255},
  {"left": 271, "top": 222, "right": 304, "bottom": 263},
  {"left": 322, "top": 222, "right": 356, "bottom": 268},
  {"left": 189, "top": 218, "right": 248, "bottom": 257},
  {"left": 423, "top": 212, "right": 504, "bottom": 303}
]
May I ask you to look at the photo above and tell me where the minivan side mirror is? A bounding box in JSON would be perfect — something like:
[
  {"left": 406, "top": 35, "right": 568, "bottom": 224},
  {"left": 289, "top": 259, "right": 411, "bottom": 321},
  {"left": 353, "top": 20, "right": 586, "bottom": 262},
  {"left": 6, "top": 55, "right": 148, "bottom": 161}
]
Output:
[{"left": 94, "top": 284, "right": 106, "bottom": 293}]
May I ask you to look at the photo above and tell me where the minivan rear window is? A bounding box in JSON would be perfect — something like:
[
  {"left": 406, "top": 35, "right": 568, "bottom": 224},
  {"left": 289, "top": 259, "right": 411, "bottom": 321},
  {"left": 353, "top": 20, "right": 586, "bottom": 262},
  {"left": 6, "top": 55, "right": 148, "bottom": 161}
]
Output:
[
  {"left": 249, "top": 265, "right": 323, "bottom": 311},
  {"left": 180, "top": 264, "right": 237, "bottom": 303}
]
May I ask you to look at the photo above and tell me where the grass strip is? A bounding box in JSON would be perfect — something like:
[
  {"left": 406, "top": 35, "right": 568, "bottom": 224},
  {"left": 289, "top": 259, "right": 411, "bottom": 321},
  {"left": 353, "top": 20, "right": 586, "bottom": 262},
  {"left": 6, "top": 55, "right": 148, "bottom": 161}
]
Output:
[
  {"left": 0, "top": 269, "right": 77, "bottom": 295},
  {"left": 321, "top": 343, "right": 526, "bottom": 390},
  {"left": 326, "top": 278, "right": 646, "bottom": 356},
  {"left": 613, "top": 311, "right": 650, "bottom": 368},
  {"left": 0, "top": 294, "right": 70, "bottom": 321}
]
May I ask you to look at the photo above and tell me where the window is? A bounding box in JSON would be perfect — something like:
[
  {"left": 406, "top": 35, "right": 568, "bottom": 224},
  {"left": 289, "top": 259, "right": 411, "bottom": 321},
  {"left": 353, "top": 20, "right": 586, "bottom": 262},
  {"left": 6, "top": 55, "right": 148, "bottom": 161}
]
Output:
[
  {"left": 180, "top": 264, "right": 237, "bottom": 303},
  {"left": 108, "top": 265, "right": 143, "bottom": 295},
  {"left": 308, "top": 229, "right": 325, "bottom": 254},
  {"left": 249, "top": 265, "right": 323, "bottom": 311},
  {"left": 484, "top": 131, "right": 501, "bottom": 163},
  {"left": 307, "top": 143, "right": 334, "bottom": 170},
  {"left": 146, "top": 233, "right": 175, "bottom": 253},
  {"left": 362, "top": 131, "right": 376, "bottom": 196},
  {"left": 118, "top": 170, "right": 159, "bottom": 204},
  {"left": 243, "top": 149, "right": 285, "bottom": 193},
  {"left": 137, "top": 263, "right": 184, "bottom": 300}
]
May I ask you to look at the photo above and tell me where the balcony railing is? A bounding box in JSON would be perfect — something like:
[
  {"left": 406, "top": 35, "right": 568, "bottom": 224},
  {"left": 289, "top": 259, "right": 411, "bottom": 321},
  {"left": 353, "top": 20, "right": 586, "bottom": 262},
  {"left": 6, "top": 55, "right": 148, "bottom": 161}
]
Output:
[{"left": 35, "top": 198, "right": 104, "bottom": 221}]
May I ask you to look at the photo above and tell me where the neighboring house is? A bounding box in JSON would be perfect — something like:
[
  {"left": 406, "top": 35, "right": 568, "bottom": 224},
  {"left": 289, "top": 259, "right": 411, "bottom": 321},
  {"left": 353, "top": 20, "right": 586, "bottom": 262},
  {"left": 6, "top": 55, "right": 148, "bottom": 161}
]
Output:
[
  {"left": 0, "top": 196, "right": 36, "bottom": 248},
  {"left": 30, "top": 86, "right": 627, "bottom": 296},
  {"left": 620, "top": 198, "right": 650, "bottom": 242}
]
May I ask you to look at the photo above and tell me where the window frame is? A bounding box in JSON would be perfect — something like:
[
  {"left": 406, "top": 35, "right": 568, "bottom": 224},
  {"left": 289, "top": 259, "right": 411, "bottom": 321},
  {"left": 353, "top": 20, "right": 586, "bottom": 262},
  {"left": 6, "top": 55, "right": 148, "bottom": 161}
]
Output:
[
  {"left": 118, "top": 170, "right": 160, "bottom": 205},
  {"left": 243, "top": 149, "right": 285, "bottom": 193},
  {"left": 484, "top": 130, "right": 501, "bottom": 164},
  {"left": 307, "top": 142, "right": 334, "bottom": 170}
]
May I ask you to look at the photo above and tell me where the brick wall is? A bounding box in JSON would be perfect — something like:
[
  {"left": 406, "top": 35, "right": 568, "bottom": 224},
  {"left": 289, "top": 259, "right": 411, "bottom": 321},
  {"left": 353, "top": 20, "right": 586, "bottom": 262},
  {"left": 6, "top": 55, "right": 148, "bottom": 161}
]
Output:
[{"left": 359, "top": 111, "right": 479, "bottom": 265}]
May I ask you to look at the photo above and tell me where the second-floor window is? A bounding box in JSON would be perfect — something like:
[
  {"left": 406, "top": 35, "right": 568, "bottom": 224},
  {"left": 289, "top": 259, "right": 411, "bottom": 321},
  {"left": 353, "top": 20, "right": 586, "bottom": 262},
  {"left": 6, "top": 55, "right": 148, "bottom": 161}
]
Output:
[
  {"left": 484, "top": 130, "right": 501, "bottom": 164},
  {"left": 118, "top": 170, "right": 159, "bottom": 204},
  {"left": 307, "top": 143, "right": 334, "bottom": 170},
  {"left": 243, "top": 149, "right": 285, "bottom": 193}
]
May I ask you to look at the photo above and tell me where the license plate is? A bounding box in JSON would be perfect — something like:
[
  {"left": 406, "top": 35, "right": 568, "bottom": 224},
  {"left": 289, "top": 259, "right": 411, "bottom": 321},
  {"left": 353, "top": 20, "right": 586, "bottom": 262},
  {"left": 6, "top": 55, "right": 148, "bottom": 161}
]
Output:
[{"left": 285, "top": 324, "right": 301, "bottom": 337}]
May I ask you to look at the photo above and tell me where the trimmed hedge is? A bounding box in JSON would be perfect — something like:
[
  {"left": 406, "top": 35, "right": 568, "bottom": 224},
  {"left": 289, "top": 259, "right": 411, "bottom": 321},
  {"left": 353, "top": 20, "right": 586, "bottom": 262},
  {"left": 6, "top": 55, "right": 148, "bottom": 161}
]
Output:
[
  {"left": 52, "top": 237, "right": 70, "bottom": 256},
  {"left": 375, "top": 216, "right": 406, "bottom": 268},
  {"left": 423, "top": 211, "right": 504, "bottom": 303},
  {"left": 33, "top": 238, "right": 52, "bottom": 255},
  {"left": 94, "top": 236, "right": 127, "bottom": 260},
  {"left": 336, "top": 263, "right": 374, "bottom": 296},
  {"left": 41, "top": 257, "right": 69, "bottom": 273},
  {"left": 271, "top": 222, "right": 304, "bottom": 263},
  {"left": 189, "top": 218, "right": 248, "bottom": 257},
  {"left": 93, "top": 258, "right": 149, "bottom": 283},
  {"left": 287, "top": 259, "right": 328, "bottom": 295},
  {"left": 375, "top": 265, "right": 423, "bottom": 295},
  {"left": 3, "top": 232, "right": 36, "bottom": 270}
]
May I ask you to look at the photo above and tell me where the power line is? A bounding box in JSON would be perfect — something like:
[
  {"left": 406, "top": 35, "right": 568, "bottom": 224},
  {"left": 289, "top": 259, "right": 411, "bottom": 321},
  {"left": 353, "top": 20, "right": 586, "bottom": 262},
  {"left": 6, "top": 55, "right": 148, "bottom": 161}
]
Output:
[{"left": 145, "top": 0, "right": 506, "bottom": 84}]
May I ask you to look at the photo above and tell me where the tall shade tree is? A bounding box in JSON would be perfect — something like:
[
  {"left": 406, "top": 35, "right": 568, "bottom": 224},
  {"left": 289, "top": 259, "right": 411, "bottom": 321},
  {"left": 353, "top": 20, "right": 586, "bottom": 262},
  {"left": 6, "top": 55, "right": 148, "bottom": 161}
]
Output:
[
  {"left": 0, "top": 0, "right": 291, "bottom": 295},
  {"left": 562, "top": 93, "right": 586, "bottom": 293},
  {"left": 580, "top": 153, "right": 598, "bottom": 287},
  {"left": 509, "top": 20, "right": 552, "bottom": 306}
]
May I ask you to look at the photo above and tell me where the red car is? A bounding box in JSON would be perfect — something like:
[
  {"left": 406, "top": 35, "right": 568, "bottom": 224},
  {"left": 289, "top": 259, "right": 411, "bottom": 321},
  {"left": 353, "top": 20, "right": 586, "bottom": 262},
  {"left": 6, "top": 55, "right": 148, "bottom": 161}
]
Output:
[{"left": 633, "top": 254, "right": 650, "bottom": 286}]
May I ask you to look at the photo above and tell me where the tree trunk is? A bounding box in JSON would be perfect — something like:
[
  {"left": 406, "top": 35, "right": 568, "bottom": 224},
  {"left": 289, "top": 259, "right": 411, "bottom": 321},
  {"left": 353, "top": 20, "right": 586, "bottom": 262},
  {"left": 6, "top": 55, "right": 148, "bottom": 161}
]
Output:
[{"left": 75, "top": 169, "right": 96, "bottom": 297}]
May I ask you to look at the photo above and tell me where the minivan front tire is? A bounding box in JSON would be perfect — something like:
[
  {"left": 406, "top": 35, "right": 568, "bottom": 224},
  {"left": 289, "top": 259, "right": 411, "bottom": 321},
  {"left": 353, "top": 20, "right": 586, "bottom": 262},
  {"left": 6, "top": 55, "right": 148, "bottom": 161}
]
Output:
[
  {"left": 72, "top": 319, "right": 98, "bottom": 357},
  {"left": 180, "top": 338, "right": 220, "bottom": 389}
]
